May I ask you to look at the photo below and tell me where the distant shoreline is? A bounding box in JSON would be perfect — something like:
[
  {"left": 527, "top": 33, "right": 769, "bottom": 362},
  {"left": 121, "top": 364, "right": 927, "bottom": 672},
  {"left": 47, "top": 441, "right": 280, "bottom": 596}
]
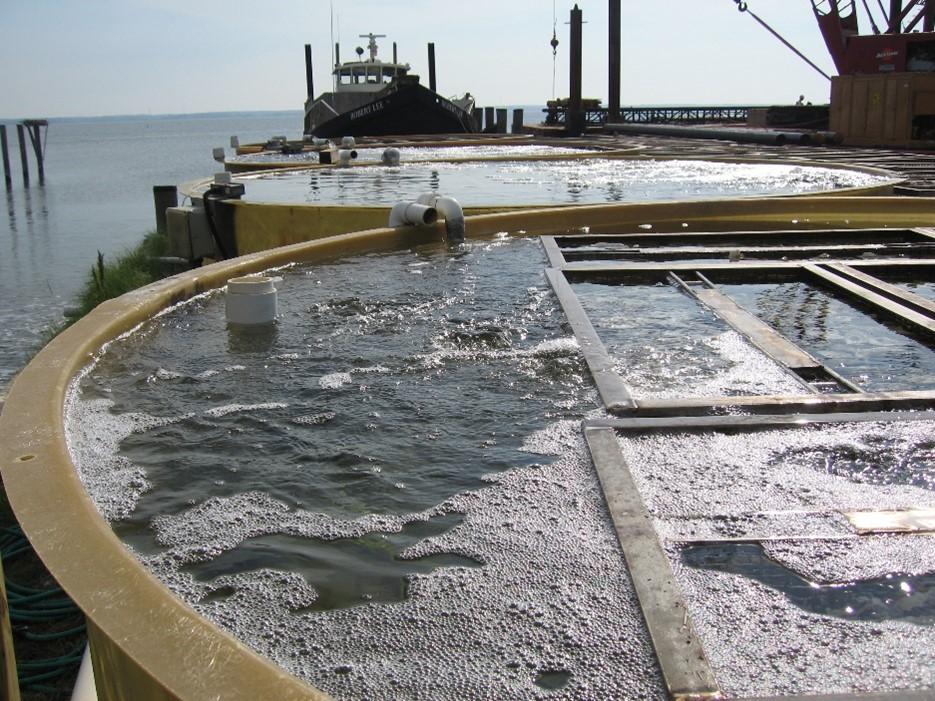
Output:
[{"left": 0, "top": 103, "right": 785, "bottom": 124}]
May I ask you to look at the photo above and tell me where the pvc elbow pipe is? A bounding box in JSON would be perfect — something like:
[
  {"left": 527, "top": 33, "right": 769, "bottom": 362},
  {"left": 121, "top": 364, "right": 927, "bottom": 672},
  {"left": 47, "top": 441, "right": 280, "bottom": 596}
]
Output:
[
  {"left": 337, "top": 149, "right": 358, "bottom": 166},
  {"left": 417, "top": 193, "right": 465, "bottom": 242},
  {"left": 434, "top": 196, "right": 466, "bottom": 242},
  {"left": 389, "top": 202, "right": 438, "bottom": 227}
]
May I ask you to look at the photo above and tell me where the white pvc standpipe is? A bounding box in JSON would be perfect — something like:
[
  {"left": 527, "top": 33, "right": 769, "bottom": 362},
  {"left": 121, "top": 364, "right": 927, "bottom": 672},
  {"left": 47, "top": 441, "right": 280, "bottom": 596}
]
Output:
[
  {"left": 225, "top": 277, "right": 278, "bottom": 325},
  {"left": 69, "top": 646, "right": 99, "bottom": 701}
]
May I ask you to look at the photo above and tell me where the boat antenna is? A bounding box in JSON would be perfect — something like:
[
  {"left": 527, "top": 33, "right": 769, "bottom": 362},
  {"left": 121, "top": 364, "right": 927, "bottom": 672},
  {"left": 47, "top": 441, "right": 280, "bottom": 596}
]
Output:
[
  {"left": 330, "top": 0, "right": 335, "bottom": 90},
  {"left": 551, "top": 0, "right": 559, "bottom": 98},
  {"left": 732, "top": 0, "right": 832, "bottom": 80}
]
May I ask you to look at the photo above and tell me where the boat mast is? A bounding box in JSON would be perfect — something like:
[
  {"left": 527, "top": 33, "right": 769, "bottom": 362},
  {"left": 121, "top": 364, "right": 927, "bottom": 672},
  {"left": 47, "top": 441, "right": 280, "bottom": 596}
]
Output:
[{"left": 360, "top": 33, "right": 386, "bottom": 62}]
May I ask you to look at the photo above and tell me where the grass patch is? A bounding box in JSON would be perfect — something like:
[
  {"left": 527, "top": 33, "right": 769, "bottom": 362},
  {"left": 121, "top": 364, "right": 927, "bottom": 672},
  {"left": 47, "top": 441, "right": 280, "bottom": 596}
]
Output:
[
  {"left": 75, "top": 230, "right": 172, "bottom": 318},
  {"left": 38, "top": 231, "right": 184, "bottom": 346}
]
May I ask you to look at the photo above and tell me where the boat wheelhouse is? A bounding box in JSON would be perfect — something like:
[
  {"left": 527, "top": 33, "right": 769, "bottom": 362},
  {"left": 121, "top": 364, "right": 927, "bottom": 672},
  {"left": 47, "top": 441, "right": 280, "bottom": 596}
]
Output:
[{"left": 303, "top": 33, "right": 476, "bottom": 138}]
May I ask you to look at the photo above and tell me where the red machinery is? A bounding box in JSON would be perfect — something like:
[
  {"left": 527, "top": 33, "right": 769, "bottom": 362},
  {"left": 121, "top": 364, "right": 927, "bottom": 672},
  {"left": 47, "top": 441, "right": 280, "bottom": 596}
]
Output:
[
  {"left": 812, "top": 0, "right": 935, "bottom": 74},
  {"left": 810, "top": 0, "right": 935, "bottom": 143}
]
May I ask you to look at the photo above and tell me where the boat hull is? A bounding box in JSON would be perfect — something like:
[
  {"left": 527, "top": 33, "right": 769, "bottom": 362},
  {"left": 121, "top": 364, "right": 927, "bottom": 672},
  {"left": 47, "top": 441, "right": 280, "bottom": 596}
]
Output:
[{"left": 305, "top": 83, "right": 476, "bottom": 138}]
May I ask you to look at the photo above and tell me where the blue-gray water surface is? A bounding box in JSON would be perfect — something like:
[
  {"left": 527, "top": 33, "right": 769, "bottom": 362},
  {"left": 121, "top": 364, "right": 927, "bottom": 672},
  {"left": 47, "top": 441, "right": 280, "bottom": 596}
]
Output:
[
  {"left": 76, "top": 236, "right": 593, "bottom": 609},
  {"left": 720, "top": 282, "right": 935, "bottom": 391},
  {"left": 0, "top": 111, "right": 304, "bottom": 390}
]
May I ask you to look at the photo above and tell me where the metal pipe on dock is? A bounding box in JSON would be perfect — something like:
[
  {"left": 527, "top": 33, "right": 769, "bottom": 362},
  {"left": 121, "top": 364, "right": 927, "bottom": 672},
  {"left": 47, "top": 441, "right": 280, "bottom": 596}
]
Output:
[
  {"left": 15, "top": 124, "right": 28, "bottom": 187},
  {"left": 605, "top": 122, "right": 815, "bottom": 146}
]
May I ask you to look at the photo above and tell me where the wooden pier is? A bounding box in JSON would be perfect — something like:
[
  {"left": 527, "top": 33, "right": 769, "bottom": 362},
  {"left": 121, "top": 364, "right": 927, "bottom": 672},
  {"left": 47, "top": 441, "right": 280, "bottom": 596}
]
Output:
[{"left": 1, "top": 119, "right": 48, "bottom": 188}]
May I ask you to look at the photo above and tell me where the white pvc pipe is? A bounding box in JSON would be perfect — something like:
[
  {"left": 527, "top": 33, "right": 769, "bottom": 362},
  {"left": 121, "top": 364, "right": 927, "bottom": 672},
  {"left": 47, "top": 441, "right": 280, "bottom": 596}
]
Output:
[
  {"left": 416, "top": 193, "right": 465, "bottom": 241},
  {"left": 69, "top": 646, "right": 99, "bottom": 701},
  {"left": 388, "top": 202, "right": 438, "bottom": 227},
  {"left": 337, "top": 149, "right": 358, "bottom": 166}
]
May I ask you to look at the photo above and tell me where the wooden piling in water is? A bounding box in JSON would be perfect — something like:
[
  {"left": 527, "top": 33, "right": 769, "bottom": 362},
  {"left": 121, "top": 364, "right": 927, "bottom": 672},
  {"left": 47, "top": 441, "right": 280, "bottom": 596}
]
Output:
[
  {"left": 23, "top": 120, "right": 46, "bottom": 185},
  {"left": 15, "top": 124, "right": 28, "bottom": 187},
  {"left": 484, "top": 107, "right": 494, "bottom": 133},
  {"left": 0, "top": 126, "right": 11, "bottom": 190}
]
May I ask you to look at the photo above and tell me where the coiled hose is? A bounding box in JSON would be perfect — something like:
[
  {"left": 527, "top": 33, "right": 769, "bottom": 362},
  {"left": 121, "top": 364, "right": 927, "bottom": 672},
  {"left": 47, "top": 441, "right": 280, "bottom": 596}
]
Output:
[{"left": 2, "top": 525, "right": 86, "bottom": 695}]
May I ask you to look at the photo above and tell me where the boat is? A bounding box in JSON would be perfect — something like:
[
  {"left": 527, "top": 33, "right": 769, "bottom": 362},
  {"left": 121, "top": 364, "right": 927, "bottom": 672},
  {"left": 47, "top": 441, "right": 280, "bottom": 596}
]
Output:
[{"left": 303, "top": 33, "right": 477, "bottom": 138}]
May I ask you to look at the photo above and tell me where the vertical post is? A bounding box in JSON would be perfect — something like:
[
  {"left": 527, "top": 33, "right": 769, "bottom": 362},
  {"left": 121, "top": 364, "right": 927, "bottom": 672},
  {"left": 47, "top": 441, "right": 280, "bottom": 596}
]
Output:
[
  {"left": 393, "top": 42, "right": 398, "bottom": 63},
  {"left": 484, "top": 106, "right": 495, "bottom": 132},
  {"left": 428, "top": 42, "right": 437, "bottom": 93},
  {"left": 608, "top": 0, "right": 621, "bottom": 122},
  {"left": 495, "top": 108, "right": 507, "bottom": 133},
  {"left": 0, "top": 126, "right": 11, "bottom": 190},
  {"left": 888, "top": 0, "right": 903, "bottom": 32},
  {"left": 512, "top": 109, "right": 524, "bottom": 134},
  {"left": 305, "top": 44, "right": 315, "bottom": 99},
  {"left": 924, "top": 0, "right": 934, "bottom": 32},
  {"left": 26, "top": 123, "right": 44, "bottom": 185},
  {"left": 153, "top": 185, "right": 178, "bottom": 236},
  {"left": 568, "top": 4, "right": 584, "bottom": 136},
  {"left": 16, "top": 124, "right": 29, "bottom": 187},
  {"left": 335, "top": 43, "right": 340, "bottom": 66},
  {"left": 471, "top": 108, "right": 483, "bottom": 131}
]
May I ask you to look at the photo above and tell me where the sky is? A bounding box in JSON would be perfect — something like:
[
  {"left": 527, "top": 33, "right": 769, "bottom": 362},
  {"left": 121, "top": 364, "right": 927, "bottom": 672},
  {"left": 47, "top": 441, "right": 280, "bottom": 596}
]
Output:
[{"left": 0, "top": 0, "right": 859, "bottom": 119}]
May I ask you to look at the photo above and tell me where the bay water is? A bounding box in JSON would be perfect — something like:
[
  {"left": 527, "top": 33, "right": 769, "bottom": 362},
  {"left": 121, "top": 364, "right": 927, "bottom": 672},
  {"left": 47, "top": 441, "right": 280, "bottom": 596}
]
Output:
[{"left": 0, "top": 110, "right": 303, "bottom": 390}]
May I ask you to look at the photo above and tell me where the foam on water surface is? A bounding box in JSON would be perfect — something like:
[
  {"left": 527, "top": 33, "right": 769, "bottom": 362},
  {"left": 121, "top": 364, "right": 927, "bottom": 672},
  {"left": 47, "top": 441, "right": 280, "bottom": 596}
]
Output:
[
  {"left": 619, "top": 422, "right": 935, "bottom": 696},
  {"left": 66, "top": 237, "right": 669, "bottom": 698}
]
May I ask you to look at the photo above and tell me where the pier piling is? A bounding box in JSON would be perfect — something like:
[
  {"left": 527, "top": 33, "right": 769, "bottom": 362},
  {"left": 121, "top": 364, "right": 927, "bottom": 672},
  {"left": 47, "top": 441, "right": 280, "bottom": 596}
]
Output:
[
  {"left": 608, "top": 0, "right": 621, "bottom": 121},
  {"left": 15, "top": 124, "right": 28, "bottom": 187},
  {"left": 428, "top": 43, "right": 437, "bottom": 93},
  {"left": 23, "top": 120, "right": 46, "bottom": 185},
  {"left": 568, "top": 4, "right": 585, "bottom": 136},
  {"left": 484, "top": 107, "right": 494, "bottom": 133},
  {"left": 304, "top": 44, "right": 314, "bottom": 100},
  {"left": 153, "top": 186, "right": 179, "bottom": 236},
  {"left": 472, "top": 108, "right": 482, "bottom": 131},
  {"left": 0, "top": 126, "right": 10, "bottom": 190},
  {"left": 512, "top": 109, "right": 524, "bottom": 134},
  {"left": 496, "top": 108, "right": 507, "bottom": 134}
]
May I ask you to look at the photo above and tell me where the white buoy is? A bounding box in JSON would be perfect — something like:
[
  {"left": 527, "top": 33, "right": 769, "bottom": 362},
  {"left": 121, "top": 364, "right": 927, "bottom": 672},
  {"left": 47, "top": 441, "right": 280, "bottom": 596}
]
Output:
[{"left": 225, "top": 276, "right": 278, "bottom": 325}]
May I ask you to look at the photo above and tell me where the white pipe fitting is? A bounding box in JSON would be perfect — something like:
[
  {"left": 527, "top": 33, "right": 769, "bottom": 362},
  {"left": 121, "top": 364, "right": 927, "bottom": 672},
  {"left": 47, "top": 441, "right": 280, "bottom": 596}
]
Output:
[
  {"left": 381, "top": 147, "right": 401, "bottom": 166},
  {"left": 416, "top": 193, "right": 466, "bottom": 242},
  {"left": 341, "top": 136, "right": 356, "bottom": 148},
  {"left": 225, "top": 276, "right": 279, "bottom": 326},
  {"left": 388, "top": 202, "right": 438, "bottom": 228},
  {"left": 337, "top": 148, "right": 358, "bottom": 166}
]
